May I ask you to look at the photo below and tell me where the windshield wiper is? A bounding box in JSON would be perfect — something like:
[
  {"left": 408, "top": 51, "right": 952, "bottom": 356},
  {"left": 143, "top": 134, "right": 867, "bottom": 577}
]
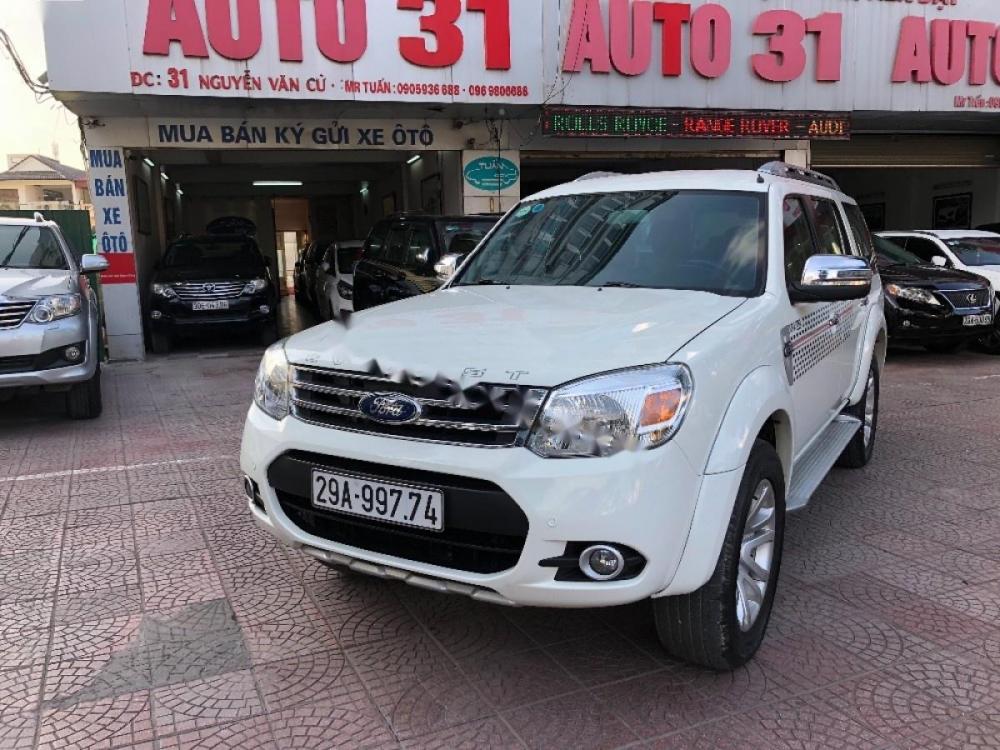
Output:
[{"left": 599, "top": 281, "right": 645, "bottom": 289}]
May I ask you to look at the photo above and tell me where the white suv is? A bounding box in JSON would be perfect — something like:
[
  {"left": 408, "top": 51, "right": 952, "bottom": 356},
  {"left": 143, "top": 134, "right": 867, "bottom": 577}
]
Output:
[{"left": 241, "top": 163, "right": 887, "bottom": 669}]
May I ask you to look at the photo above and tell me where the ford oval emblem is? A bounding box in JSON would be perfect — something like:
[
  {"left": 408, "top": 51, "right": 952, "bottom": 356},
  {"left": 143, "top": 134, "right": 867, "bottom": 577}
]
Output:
[{"left": 358, "top": 393, "right": 422, "bottom": 425}]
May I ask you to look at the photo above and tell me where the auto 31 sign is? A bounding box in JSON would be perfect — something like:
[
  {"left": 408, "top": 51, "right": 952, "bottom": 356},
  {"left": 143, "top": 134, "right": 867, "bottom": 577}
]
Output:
[{"left": 42, "top": 0, "right": 1000, "bottom": 111}]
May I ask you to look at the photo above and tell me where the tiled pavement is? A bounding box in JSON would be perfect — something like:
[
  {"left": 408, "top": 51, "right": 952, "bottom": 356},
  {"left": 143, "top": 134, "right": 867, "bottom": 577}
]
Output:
[{"left": 3, "top": 342, "right": 1000, "bottom": 749}]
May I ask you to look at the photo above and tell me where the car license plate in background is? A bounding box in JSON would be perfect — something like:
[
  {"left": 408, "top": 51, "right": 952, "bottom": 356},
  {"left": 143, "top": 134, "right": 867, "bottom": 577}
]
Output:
[
  {"left": 192, "top": 300, "right": 229, "bottom": 311},
  {"left": 964, "top": 314, "right": 993, "bottom": 327},
  {"left": 311, "top": 470, "right": 444, "bottom": 531}
]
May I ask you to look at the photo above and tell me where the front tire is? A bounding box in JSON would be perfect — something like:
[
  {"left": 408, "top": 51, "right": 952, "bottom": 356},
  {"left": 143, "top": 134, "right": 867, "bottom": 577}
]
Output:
[
  {"left": 151, "top": 331, "right": 171, "bottom": 355},
  {"left": 259, "top": 321, "right": 279, "bottom": 346},
  {"left": 978, "top": 325, "right": 1000, "bottom": 355},
  {"left": 837, "top": 361, "right": 879, "bottom": 469},
  {"left": 653, "top": 440, "right": 785, "bottom": 671},
  {"left": 66, "top": 367, "right": 103, "bottom": 420}
]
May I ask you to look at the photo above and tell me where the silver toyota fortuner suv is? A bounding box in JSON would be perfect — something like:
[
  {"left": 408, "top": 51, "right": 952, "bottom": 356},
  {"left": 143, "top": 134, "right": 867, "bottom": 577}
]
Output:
[{"left": 0, "top": 215, "right": 109, "bottom": 419}]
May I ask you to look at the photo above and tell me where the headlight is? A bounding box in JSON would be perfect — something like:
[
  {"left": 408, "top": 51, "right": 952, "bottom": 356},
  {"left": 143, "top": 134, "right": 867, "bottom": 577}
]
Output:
[
  {"left": 152, "top": 283, "right": 178, "bottom": 299},
  {"left": 253, "top": 342, "right": 290, "bottom": 420},
  {"left": 885, "top": 284, "right": 940, "bottom": 307},
  {"left": 337, "top": 281, "right": 354, "bottom": 300},
  {"left": 243, "top": 278, "right": 268, "bottom": 295},
  {"left": 528, "top": 364, "right": 693, "bottom": 458},
  {"left": 27, "top": 294, "right": 81, "bottom": 324}
]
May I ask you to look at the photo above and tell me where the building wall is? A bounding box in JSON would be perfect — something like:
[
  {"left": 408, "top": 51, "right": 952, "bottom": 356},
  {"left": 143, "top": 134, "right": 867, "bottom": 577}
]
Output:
[{"left": 832, "top": 168, "right": 1000, "bottom": 231}]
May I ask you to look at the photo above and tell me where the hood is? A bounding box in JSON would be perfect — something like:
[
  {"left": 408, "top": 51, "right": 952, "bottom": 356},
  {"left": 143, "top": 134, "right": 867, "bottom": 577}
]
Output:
[
  {"left": 154, "top": 265, "right": 266, "bottom": 283},
  {"left": 966, "top": 265, "right": 1000, "bottom": 288},
  {"left": 879, "top": 264, "right": 990, "bottom": 288},
  {"left": 0, "top": 268, "right": 76, "bottom": 298},
  {"left": 284, "top": 286, "right": 745, "bottom": 387}
]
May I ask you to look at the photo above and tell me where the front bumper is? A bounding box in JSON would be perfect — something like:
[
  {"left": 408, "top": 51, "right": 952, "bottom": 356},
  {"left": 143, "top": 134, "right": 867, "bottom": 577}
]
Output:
[
  {"left": 150, "top": 295, "right": 276, "bottom": 332},
  {"left": 240, "top": 405, "right": 714, "bottom": 608},
  {"left": 0, "top": 313, "right": 97, "bottom": 388},
  {"left": 885, "top": 298, "right": 993, "bottom": 341}
]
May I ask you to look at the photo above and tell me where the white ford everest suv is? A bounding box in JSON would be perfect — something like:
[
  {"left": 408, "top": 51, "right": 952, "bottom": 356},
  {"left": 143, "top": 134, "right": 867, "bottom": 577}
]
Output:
[{"left": 241, "top": 163, "right": 887, "bottom": 669}]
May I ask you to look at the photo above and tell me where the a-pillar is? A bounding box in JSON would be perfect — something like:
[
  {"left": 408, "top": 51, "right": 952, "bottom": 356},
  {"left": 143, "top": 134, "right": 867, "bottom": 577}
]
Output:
[
  {"left": 87, "top": 147, "right": 144, "bottom": 360},
  {"left": 461, "top": 150, "right": 521, "bottom": 215}
]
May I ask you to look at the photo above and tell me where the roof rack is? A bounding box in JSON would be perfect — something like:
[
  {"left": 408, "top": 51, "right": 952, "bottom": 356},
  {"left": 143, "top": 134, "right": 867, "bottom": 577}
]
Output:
[
  {"left": 574, "top": 171, "right": 623, "bottom": 182},
  {"left": 33, "top": 212, "right": 46, "bottom": 223},
  {"left": 758, "top": 162, "right": 840, "bottom": 191}
]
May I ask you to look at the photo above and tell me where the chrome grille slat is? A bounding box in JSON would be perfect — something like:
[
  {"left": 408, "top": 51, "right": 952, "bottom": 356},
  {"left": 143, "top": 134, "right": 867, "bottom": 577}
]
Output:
[
  {"left": 0, "top": 301, "right": 35, "bottom": 329},
  {"left": 940, "top": 288, "right": 991, "bottom": 310},
  {"left": 289, "top": 365, "right": 547, "bottom": 448},
  {"left": 172, "top": 282, "right": 246, "bottom": 301}
]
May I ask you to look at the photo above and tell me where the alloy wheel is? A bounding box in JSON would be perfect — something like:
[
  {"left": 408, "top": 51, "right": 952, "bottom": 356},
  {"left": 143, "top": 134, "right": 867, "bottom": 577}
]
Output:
[{"left": 736, "top": 479, "right": 777, "bottom": 632}]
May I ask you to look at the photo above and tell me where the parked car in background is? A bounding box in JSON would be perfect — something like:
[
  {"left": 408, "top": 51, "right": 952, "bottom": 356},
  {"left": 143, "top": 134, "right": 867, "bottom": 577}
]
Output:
[
  {"left": 316, "top": 241, "right": 364, "bottom": 321},
  {"left": 0, "top": 215, "right": 109, "bottom": 418},
  {"left": 148, "top": 233, "right": 278, "bottom": 353},
  {"left": 878, "top": 230, "right": 1000, "bottom": 353},
  {"left": 352, "top": 213, "right": 499, "bottom": 311},
  {"left": 242, "top": 164, "right": 887, "bottom": 670},
  {"left": 875, "top": 236, "right": 993, "bottom": 352},
  {"left": 295, "top": 239, "right": 333, "bottom": 311}
]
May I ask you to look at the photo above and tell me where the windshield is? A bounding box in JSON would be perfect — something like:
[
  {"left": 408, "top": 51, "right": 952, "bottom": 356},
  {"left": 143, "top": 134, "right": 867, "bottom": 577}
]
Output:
[
  {"left": 163, "top": 237, "right": 263, "bottom": 269},
  {"left": 0, "top": 226, "right": 68, "bottom": 270},
  {"left": 453, "top": 191, "right": 766, "bottom": 296},
  {"left": 437, "top": 219, "right": 496, "bottom": 257},
  {"left": 945, "top": 237, "right": 1000, "bottom": 266},
  {"left": 875, "top": 236, "right": 924, "bottom": 267}
]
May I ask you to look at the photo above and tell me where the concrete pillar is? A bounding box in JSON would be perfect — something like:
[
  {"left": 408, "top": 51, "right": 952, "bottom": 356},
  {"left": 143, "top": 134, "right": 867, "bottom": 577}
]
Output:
[
  {"left": 87, "top": 146, "right": 144, "bottom": 360},
  {"left": 784, "top": 142, "right": 811, "bottom": 169},
  {"left": 461, "top": 150, "right": 521, "bottom": 214}
]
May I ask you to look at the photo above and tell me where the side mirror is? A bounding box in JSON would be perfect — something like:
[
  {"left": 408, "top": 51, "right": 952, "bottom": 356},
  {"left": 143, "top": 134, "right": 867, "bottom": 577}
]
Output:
[
  {"left": 434, "top": 253, "right": 464, "bottom": 284},
  {"left": 789, "top": 255, "right": 873, "bottom": 303},
  {"left": 80, "top": 254, "right": 110, "bottom": 273},
  {"left": 931, "top": 255, "right": 948, "bottom": 268}
]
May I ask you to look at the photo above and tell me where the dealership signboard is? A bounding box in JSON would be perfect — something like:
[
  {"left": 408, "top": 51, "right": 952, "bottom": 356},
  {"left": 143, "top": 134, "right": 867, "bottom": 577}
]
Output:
[{"left": 43, "top": 0, "right": 1000, "bottom": 114}]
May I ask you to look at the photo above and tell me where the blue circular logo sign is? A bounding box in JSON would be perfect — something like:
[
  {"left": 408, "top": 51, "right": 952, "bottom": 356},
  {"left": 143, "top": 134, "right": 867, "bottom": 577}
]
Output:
[
  {"left": 464, "top": 157, "right": 520, "bottom": 192},
  {"left": 358, "top": 393, "right": 423, "bottom": 425}
]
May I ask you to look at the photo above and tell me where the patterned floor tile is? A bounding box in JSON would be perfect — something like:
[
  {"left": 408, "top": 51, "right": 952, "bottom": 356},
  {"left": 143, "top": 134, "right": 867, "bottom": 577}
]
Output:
[{"left": 503, "top": 693, "right": 638, "bottom": 750}]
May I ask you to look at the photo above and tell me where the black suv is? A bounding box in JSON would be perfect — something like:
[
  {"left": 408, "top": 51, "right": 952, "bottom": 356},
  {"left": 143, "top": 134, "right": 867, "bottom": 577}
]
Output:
[
  {"left": 148, "top": 234, "right": 278, "bottom": 353},
  {"left": 353, "top": 214, "right": 499, "bottom": 311},
  {"left": 877, "top": 236, "right": 994, "bottom": 352}
]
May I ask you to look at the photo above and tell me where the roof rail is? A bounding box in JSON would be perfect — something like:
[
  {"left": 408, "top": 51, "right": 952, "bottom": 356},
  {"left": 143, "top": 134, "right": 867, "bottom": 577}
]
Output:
[
  {"left": 574, "top": 171, "right": 622, "bottom": 182},
  {"left": 33, "top": 211, "right": 46, "bottom": 223},
  {"left": 758, "top": 161, "right": 840, "bottom": 191}
]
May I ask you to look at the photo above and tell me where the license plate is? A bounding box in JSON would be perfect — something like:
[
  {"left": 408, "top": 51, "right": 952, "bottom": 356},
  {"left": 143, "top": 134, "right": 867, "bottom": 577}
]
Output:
[
  {"left": 311, "top": 469, "right": 444, "bottom": 531},
  {"left": 964, "top": 314, "right": 993, "bottom": 327},
  {"left": 191, "top": 300, "right": 229, "bottom": 311}
]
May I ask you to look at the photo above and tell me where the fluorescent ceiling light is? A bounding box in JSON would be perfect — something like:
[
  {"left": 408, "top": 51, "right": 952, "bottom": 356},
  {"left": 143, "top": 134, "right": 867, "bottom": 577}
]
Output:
[
  {"left": 406, "top": 155, "right": 421, "bottom": 165},
  {"left": 176, "top": 187, "right": 184, "bottom": 196},
  {"left": 160, "top": 172, "right": 169, "bottom": 181},
  {"left": 253, "top": 180, "right": 303, "bottom": 187},
  {"left": 143, "top": 158, "right": 155, "bottom": 168}
]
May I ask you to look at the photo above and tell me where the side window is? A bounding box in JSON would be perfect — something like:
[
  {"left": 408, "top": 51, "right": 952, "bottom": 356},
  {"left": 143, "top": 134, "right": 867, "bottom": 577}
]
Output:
[
  {"left": 806, "top": 197, "right": 849, "bottom": 255},
  {"left": 783, "top": 196, "right": 817, "bottom": 284},
  {"left": 843, "top": 203, "right": 875, "bottom": 259},
  {"left": 405, "top": 224, "right": 435, "bottom": 273},
  {"left": 383, "top": 225, "right": 409, "bottom": 266},
  {"left": 904, "top": 238, "right": 942, "bottom": 264},
  {"left": 364, "top": 223, "right": 389, "bottom": 260}
]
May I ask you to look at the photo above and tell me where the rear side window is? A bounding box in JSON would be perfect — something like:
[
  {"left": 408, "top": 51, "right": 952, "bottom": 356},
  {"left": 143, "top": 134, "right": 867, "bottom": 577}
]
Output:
[
  {"left": 383, "top": 225, "right": 409, "bottom": 266},
  {"left": 843, "top": 204, "right": 875, "bottom": 259},
  {"left": 782, "top": 197, "right": 816, "bottom": 284},
  {"left": 364, "top": 223, "right": 389, "bottom": 260}
]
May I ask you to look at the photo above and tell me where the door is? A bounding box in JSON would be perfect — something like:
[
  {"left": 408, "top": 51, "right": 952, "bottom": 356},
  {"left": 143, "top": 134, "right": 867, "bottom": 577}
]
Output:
[{"left": 781, "top": 195, "right": 859, "bottom": 455}]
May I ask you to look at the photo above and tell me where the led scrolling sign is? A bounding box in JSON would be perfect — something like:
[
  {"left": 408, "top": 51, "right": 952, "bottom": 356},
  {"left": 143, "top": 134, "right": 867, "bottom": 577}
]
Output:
[{"left": 542, "top": 107, "right": 852, "bottom": 140}]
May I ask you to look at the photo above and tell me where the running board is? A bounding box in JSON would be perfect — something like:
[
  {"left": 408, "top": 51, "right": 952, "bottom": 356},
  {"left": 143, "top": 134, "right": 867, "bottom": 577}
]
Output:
[{"left": 786, "top": 416, "right": 861, "bottom": 512}]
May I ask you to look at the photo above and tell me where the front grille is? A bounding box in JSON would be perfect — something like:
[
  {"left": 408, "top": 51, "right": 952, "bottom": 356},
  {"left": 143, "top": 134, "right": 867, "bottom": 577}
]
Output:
[
  {"left": 0, "top": 355, "right": 35, "bottom": 374},
  {"left": 172, "top": 281, "right": 246, "bottom": 301},
  {"left": 0, "top": 300, "right": 35, "bottom": 330},
  {"left": 940, "top": 288, "right": 991, "bottom": 310},
  {"left": 290, "top": 366, "right": 547, "bottom": 448},
  {"left": 268, "top": 451, "right": 528, "bottom": 574}
]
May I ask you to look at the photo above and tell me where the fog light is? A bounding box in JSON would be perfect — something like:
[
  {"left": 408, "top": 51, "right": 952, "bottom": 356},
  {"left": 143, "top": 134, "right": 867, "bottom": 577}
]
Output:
[
  {"left": 259, "top": 305, "right": 271, "bottom": 315},
  {"left": 902, "top": 320, "right": 911, "bottom": 328},
  {"left": 64, "top": 346, "right": 82, "bottom": 362},
  {"left": 151, "top": 310, "right": 163, "bottom": 320},
  {"left": 579, "top": 545, "right": 625, "bottom": 581}
]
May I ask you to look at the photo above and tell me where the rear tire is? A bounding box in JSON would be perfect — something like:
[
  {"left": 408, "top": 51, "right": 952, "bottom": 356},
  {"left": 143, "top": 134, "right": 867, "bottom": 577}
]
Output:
[
  {"left": 837, "top": 362, "right": 879, "bottom": 469},
  {"left": 151, "top": 331, "right": 171, "bottom": 355},
  {"left": 653, "top": 440, "right": 785, "bottom": 671},
  {"left": 66, "top": 367, "right": 103, "bottom": 420}
]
